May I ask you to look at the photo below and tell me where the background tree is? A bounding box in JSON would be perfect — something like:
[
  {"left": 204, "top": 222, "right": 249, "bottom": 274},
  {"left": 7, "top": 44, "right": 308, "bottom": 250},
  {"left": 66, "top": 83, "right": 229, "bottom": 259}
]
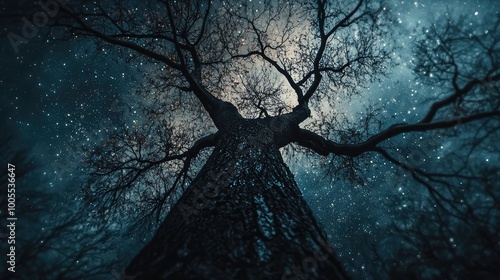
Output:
[
  {"left": 0, "top": 135, "right": 121, "bottom": 279},
  {"left": 362, "top": 15, "right": 500, "bottom": 279}
]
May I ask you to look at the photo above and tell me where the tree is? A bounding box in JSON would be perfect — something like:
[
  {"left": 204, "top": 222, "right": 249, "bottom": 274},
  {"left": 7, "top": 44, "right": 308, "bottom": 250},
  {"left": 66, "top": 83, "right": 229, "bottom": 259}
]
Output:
[
  {"left": 26, "top": 0, "right": 499, "bottom": 279},
  {"left": 365, "top": 126, "right": 500, "bottom": 279},
  {"left": 352, "top": 15, "right": 500, "bottom": 279},
  {"left": 0, "top": 135, "right": 119, "bottom": 279}
]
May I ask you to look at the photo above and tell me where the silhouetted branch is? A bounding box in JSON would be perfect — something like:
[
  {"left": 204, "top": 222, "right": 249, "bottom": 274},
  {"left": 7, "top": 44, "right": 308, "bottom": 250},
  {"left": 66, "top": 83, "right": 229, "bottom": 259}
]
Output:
[
  {"left": 56, "top": 2, "right": 227, "bottom": 118},
  {"left": 84, "top": 128, "right": 218, "bottom": 226},
  {"left": 295, "top": 109, "right": 500, "bottom": 156}
]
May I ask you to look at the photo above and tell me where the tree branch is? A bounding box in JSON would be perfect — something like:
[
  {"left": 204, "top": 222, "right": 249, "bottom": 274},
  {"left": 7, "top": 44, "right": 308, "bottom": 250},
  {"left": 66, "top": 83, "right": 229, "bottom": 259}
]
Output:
[
  {"left": 295, "top": 111, "right": 500, "bottom": 156},
  {"left": 298, "top": 0, "right": 364, "bottom": 106},
  {"left": 85, "top": 132, "right": 218, "bottom": 223},
  {"left": 59, "top": 6, "right": 183, "bottom": 70},
  {"left": 421, "top": 73, "right": 500, "bottom": 123},
  {"left": 59, "top": 4, "right": 226, "bottom": 119}
]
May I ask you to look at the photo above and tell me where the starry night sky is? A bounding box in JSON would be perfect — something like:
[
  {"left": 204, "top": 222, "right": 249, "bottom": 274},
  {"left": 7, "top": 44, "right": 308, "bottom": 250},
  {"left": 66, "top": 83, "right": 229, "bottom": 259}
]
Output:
[{"left": 1, "top": 0, "right": 499, "bottom": 279}]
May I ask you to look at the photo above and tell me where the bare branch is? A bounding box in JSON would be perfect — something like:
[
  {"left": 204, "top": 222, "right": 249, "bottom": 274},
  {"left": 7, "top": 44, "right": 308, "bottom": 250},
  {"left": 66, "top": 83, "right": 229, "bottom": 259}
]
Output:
[
  {"left": 421, "top": 73, "right": 500, "bottom": 123},
  {"left": 56, "top": 3, "right": 228, "bottom": 120},
  {"left": 84, "top": 129, "right": 218, "bottom": 227},
  {"left": 296, "top": 110, "right": 500, "bottom": 156}
]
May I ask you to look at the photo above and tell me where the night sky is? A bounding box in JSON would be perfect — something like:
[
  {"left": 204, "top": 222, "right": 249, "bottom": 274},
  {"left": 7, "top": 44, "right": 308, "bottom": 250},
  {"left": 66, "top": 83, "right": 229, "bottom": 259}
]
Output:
[{"left": 1, "top": 0, "right": 499, "bottom": 279}]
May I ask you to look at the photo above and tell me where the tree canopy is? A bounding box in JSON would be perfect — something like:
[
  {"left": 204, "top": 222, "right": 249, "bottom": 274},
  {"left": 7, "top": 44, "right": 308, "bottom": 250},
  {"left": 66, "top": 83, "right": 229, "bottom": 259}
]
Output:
[{"left": 47, "top": 0, "right": 499, "bottom": 229}]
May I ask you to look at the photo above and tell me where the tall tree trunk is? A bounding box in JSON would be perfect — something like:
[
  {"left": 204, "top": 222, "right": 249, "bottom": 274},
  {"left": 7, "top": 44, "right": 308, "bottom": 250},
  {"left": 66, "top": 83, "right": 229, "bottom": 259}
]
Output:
[{"left": 125, "top": 119, "right": 349, "bottom": 279}]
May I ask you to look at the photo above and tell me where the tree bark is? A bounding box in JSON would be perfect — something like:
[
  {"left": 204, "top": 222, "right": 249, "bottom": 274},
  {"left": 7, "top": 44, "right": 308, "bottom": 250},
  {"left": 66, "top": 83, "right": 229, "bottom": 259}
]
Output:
[{"left": 125, "top": 118, "right": 349, "bottom": 279}]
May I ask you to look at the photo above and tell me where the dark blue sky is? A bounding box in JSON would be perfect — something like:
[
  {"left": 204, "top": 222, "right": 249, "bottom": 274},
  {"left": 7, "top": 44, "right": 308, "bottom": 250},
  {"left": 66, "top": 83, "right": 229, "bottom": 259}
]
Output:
[{"left": 0, "top": 0, "right": 493, "bottom": 190}]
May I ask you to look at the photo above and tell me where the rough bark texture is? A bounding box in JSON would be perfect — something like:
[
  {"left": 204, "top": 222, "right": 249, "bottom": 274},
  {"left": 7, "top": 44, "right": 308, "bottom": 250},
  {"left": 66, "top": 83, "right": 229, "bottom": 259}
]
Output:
[{"left": 125, "top": 118, "right": 349, "bottom": 279}]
